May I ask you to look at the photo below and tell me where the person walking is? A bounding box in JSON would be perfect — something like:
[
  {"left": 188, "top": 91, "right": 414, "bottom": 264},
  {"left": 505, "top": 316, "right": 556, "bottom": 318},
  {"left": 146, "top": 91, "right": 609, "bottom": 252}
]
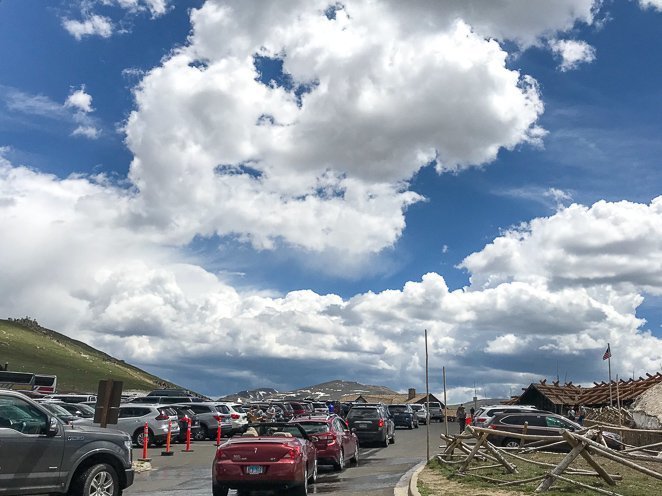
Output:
[{"left": 456, "top": 405, "right": 467, "bottom": 433}]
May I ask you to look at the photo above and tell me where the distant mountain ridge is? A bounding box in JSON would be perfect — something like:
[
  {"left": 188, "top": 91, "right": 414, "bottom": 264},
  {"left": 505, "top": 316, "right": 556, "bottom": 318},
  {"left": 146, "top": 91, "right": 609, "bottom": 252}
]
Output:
[
  {"left": 219, "top": 380, "right": 398, "bottom": 402},
  {"left": 0, "top": 317, "right": 182, "bottom": 394}
]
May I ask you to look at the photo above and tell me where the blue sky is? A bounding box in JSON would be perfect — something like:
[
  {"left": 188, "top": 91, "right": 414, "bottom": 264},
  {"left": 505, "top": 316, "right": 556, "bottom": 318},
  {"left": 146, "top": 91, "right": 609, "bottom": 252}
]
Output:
[{"left": 1, "top": 0, "right": 661, "bottom": 401}]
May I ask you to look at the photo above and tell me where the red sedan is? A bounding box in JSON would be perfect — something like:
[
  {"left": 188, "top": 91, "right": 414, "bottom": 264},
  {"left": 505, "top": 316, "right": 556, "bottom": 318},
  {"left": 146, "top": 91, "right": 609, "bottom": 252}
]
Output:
[
  {"left": 212, "top": 423, "right": 318, "bottom": 496},
  {"left": 291, "top": 414, "right": 359, "bottom": 470}
]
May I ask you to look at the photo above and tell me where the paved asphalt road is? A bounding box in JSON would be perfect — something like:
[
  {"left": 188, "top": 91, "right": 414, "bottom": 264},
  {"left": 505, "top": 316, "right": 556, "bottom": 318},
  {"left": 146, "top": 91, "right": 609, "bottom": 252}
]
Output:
[{"left": 128, "top": 421, "right": 463, "bottom": 496}]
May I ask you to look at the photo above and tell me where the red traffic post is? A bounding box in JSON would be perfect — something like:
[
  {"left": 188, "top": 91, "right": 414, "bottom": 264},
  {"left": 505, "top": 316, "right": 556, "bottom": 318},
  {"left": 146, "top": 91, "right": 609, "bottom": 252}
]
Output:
[
  {"left": 216, "top": 420, "right": 222, "bottom": 447},
  {"left": 182, "top": 417, "right": 194, "bottom": 452},
  {"left": 161, "top": 419, "right": 174, "bottom": 456},
  {"left": 138, "top": 422, "right": 151, "bottom": 462}
]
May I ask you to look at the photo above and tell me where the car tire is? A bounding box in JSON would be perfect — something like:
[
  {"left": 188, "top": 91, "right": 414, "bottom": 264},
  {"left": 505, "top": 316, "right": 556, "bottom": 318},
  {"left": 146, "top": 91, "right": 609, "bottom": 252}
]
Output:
[
  {"left": 382, "top": 433, "right": 389, "bottom": 447},
  {"left": 389, "top": 433, "right": 395, "bottom": 444},
  {"left": 408, "top": 420, "right": 413, "bottom": 430},
  {"left": 350, "top": 443, "right": 359, "bottom": 465},
  {"left": 212, "top": 483, "right": 229, "bottom": 496},
  {"left": 70, "top": 462, "right": 118, "bottom": 496},
  {"left": 133, "top": 428, "right": 153, "bottom": 448},
  {"left": 198, "top": 424, "right": 210, "bottom": 441},
  {"left": 502, "top": 438, "right": 519, "bottom": 449},
  {"left": 333, "top": 449, "right": 345, "bottom": 471},
  {"left": 309, "top": 458, "right": 318, "bottom": 483}
]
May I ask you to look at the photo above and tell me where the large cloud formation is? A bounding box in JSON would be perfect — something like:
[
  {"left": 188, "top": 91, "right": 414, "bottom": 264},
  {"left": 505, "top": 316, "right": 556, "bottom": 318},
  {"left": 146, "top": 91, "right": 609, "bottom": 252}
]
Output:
[{"left": 5, "top": 0, "right": 660, "bottom": 399}]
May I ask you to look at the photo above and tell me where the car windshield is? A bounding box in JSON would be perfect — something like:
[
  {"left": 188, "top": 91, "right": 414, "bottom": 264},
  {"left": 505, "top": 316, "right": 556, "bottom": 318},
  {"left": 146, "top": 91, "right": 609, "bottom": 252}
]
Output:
[
  {"left": 75, "top": 403, "right": 95, "bottom": 415},
  {"left": 410, "top": 405, "right": 422, "bottom": 411},
  {"left": 41, "top": 403, "right": 73, "bottom": 417},
  {"left": 348, "top": 408, "right": 378, "bottom": 419}
]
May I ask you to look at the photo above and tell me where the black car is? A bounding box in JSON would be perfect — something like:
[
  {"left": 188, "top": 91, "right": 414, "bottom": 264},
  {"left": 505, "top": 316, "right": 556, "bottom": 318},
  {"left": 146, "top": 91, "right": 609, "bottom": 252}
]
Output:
[
  {"left": 485, "top": 412, "right": 623, "bottom": 451},
  {"left": 346, "top": 404, "right": 395, "bottom": 447},
  {"left": 387, "top": 404, "right": 418, "bottom": 429},
  {"left": 169, "top": 405, "right": 201, "bottom": 442}
]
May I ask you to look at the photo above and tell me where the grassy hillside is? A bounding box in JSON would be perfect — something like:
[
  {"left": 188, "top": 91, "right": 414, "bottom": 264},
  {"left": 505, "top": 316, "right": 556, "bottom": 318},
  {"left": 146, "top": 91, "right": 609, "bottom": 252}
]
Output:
[{"left": 0, "top": 318, "right": 181, "bottom": 393}]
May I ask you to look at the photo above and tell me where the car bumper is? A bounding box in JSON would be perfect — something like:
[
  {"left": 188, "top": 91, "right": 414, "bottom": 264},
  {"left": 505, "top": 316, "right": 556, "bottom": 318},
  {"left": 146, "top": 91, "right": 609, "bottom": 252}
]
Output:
[
  {"left": 353, "top": 429, "right": 386, "bottom": 442},
  {"left": 213, "top": 459, "right": 306, "bottom": 490},
  {"left": 123, "top": 467, "right": 135, "bottom": 489}
]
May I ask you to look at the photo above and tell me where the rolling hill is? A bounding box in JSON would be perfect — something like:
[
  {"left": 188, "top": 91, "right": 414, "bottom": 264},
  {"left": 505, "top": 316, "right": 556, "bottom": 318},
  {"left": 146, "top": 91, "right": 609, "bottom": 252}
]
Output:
[{"left": 0, "top": 317, "right": 181, "bottom": 393}]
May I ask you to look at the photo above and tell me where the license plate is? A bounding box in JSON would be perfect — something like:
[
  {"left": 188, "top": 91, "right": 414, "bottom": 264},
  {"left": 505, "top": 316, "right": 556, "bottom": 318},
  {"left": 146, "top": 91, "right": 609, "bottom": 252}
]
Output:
[
  {"left": 357, "top": 424, "right": 367, "bottom": 429},
  {"left": 246, "top": 465, "right": 263, "bottom": 475}
]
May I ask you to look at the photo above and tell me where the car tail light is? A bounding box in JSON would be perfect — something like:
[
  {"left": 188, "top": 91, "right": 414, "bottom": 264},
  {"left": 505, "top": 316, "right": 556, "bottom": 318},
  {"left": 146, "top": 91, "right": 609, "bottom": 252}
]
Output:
[
  {"left": 155, "top": 412, "right": 169, "bottom": 420},
  {"left": 488, "top": 424, "right": 496, "bottom": 429},
  {"left": 231, "top": 413, "right": 240, "bottom": 419},
  {"left": 378, "top": 419, "right": 384, "bottom": 428},
  {"left": 217, "top": 450, "right": 229, "bottom": 459},
  {"left": 477, "top": 417, "right": 487, "bottom": 423},
  {"left": 282, "top": 446, "right": 301, "bottom": 459},
  {"left": 315, "top": 433, "right": 337, "bottom": 446}
]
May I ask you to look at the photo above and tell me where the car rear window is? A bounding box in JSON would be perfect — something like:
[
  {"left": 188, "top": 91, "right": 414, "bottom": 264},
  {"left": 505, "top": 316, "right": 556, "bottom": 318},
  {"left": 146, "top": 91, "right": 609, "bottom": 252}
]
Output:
[
  {"left": 297, "top": 422, "right": 330, "bottom": 434},
  {"left": 348, "top": 408, "right": 379, "bottom": 419},
  {"left": 388, "top": 405, "right": 407, "bottom": 413}
]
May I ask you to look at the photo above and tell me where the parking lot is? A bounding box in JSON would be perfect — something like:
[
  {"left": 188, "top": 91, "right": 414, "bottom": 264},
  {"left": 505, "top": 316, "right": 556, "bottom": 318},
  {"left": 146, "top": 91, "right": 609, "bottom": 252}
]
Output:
[{"left": 129, "top": 421, "right": 460, "bottom": 495}]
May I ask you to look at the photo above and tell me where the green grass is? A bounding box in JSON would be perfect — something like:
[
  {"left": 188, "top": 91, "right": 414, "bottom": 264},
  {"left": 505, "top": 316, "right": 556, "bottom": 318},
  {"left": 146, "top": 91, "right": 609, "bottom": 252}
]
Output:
[
  {"left": 0, "top": 319, "right": 180, "bottom": 393},
  {"left": 424, "top": 451, "right": 662, "bottom": 496}
]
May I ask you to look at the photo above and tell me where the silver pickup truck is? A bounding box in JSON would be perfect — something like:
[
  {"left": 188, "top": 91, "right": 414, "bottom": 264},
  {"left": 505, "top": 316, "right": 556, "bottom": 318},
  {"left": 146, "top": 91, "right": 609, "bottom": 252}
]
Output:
[{"left": 0, "top": 390, "right": 134, "bottom": 496}]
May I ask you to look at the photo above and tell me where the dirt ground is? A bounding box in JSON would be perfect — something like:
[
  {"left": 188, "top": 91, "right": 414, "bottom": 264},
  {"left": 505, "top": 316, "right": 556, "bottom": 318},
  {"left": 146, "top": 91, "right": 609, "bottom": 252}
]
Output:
[{"left": 417, "top": 465, "right": 521, "bottom": 496}]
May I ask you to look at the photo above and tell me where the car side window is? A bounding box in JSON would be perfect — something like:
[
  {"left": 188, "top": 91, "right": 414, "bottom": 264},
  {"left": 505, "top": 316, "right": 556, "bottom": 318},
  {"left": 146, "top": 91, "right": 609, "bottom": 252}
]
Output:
[
  {"left": 119, "top": 408, "right": 135, "bottom": 418},
  {"left": 0, "top": 397, "right": 48, "bottom": 434},
  {"left": 545, "top": 416, "right": 568, "bottom": 428}
]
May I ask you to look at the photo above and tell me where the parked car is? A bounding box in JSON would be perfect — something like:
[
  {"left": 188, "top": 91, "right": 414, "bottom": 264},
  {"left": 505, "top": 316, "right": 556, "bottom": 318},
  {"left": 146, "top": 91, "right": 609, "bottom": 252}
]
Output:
[
  {"left": 485, "top": 412, "right": 623, "bottom": 450},
  {"left": 36, "top": 401, "right": 80, "bottom": 424},
  {"left": 174, "top": 402, "right": 232, "bottom": 440},
  {"left": 387, "top": 404, "right": 418, "bottom": 429},
  {"left": 130, "top": 395, "right": 195, "bottom": 404},
  {"left": 212, "top": 422, "right": 318, "bottom": 496},
  {"left": 77, "top": 404, "right": 180, "bottom": 447},
  {"left": 46, "top": 394, "right": 97, "bottom": 404},
  {"left": 311, "top": 402, "right": 329, "bottom": 415},
  {"left": 39, "top": 400, "right": 95, "bottom": 419},
  {"left": 0, "top": 389, "right": 134, "bottom": 496},
  {"left": 287, "top": 401, "right": 314, "bottom": 417},
  {"left": 346, "top": 404, "right": 395, "bottom": 447},
  {"left": 472, "top": 404, "right": 543, "bottom": 428},
  {"left": 169, "top": 405, "right": 201, "bottom": 442},
  {"left": 292, "top": 414, "right": 359, "bottom": 470},
  {"left": 215, "top": 402, "right": 248, "bottom": 434},
  {"left": 410, "top": 404, "right": 427, "bottom": 425},
  {"left": 427, "top": 402, "right": 444, "bottom": 422}
]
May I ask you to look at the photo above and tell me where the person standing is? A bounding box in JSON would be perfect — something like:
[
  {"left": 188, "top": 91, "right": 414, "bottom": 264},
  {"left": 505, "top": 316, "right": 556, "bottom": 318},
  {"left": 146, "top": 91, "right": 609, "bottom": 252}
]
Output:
[
  {"left": 456, "top": 405, "right": 467, "bottom": 433},
  {"left": 577, "top": 405, "right": 586, "bottom": 425},
  {"left": 567, "top": 405, "right": 576, "bottom": 422}
]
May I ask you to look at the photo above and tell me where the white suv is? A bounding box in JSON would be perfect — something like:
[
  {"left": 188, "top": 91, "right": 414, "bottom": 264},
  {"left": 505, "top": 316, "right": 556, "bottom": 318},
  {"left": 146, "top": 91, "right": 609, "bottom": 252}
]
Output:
[
  {"left": 215, "top": 402, "right": 248, "bottom": 434},
  {"left": 472, "top": 404, "right": 543, "bottom": 428},
  {"left": 78, "top": 404, "right": 180, "bottom": 447}
]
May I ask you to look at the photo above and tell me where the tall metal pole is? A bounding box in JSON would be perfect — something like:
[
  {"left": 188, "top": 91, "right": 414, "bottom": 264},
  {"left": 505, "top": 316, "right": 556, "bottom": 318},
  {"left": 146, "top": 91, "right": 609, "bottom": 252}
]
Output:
[
  {"left": 443, "top": 366, "right": 448, "bottom": 437},
  {"left": 425, "top": 329, "right": 429, "bottom": 462}
]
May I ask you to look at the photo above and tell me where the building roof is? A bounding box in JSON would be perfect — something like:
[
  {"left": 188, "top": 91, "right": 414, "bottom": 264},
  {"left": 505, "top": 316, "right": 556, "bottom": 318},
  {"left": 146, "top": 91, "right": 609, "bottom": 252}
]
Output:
[
  {"left": 510, "top": 373, "right": 662, "bottom": 407},
  {"left": 339, "top": 392, "right": 443, "bottom": 406}
]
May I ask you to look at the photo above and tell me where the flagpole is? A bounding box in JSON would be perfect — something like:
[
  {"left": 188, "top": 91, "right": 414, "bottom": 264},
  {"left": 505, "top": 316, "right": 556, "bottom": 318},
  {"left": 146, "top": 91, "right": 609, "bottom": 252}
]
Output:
[
  {"left": 607, "top": 342, "right": 613, "bottom": 406},
  {"left": 425, "top": 329, "right": 429, "bottom": 462}
]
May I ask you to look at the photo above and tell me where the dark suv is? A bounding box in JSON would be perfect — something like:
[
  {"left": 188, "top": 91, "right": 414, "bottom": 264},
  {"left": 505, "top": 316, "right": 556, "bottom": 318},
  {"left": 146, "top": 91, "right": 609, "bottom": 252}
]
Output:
[
  {"left": 346, "top": 404, "right": 395, "bottom": 447},
  {"left": 0, "top": 390, "right": 134, "bottom": 496},
  {"left": 388, "top": 404, "right": 417, "bottom": 429},
  {"left": 486, "top": 412, "right": 622, "bottom": 450}
]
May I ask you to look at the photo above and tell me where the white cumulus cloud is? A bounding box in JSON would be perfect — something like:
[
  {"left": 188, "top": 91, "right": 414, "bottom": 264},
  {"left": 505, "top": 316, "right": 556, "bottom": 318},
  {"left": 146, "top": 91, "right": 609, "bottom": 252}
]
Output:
[
  {"left": 65, "top": 87, "right": 94, "bottom": 113},
  {"left": 550, "top": 39, "right": 597, "bottom": 71},
  {"left": 639, "top": 0, "right": 662, "bottom": 11},
  {"left": 62, "top": 15, "right": 114, "bottom": 40}
]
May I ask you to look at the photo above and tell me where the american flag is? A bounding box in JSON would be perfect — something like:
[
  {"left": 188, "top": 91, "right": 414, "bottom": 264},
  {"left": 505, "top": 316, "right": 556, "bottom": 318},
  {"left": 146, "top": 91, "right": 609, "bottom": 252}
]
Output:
[{"left": 602, "top": 344, "right": 611, "bottom": 361}]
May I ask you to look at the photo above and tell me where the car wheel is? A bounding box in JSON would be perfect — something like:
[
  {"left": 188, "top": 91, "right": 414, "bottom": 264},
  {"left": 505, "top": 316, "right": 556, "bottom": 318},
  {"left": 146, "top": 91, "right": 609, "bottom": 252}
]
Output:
[
  {"left": 502, "top": 438, "right": 519, "bottom": 449},
  {"left": 309, "top": 458, "right": 318, "bottom": 483},
  {"left": 351, "top": 443, "right": 359, "bottom": 465},
  {"left": 415, "top": 421, "right": 419, "bottom": 429},
  {"left": 133, "top": 428, "right": 152, "bottom": 448},
  {"left": 382, "top": 433, "right": 389, "bottom": 447},
  {"left": 408, "top": 420, "right": 413, "bottom": 430},
  {"left": 212, "top": 483, "right": 229, "bottom": 496},
  {"left": 70, "top": 462, "right": 118, "bottom": 496},
  {"left": 389, "top": 433, "right": 395, "bottom": 444},
  {"left": 334, "top": 449, "right": 345, "bottom": 471},
  {"left": 196, "top": 424, "right": 209, "bottom": 441}
]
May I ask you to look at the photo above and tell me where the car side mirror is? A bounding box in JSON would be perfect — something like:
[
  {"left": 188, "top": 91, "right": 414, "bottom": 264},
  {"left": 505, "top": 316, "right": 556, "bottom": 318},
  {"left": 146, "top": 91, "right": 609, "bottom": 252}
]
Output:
[{"left": 46, "top": 416, "right": 59, "bottom": 437}]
